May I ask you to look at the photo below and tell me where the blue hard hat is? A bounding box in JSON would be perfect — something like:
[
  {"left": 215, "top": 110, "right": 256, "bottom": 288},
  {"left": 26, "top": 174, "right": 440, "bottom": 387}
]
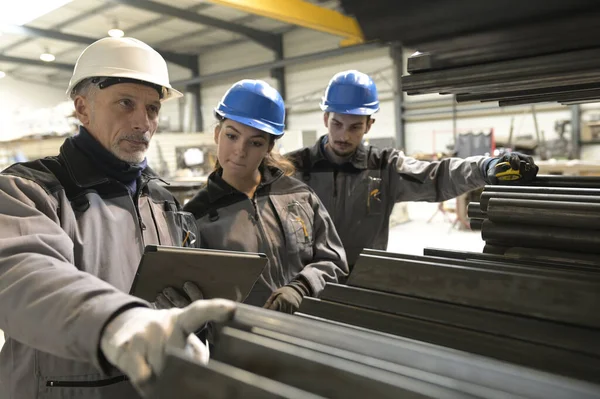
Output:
[
  {"left": 320, "top": 70, "right": 379, "bottom": 115},
  {"left": 214, "top": 79, "right": 285, "bottom": 136}
]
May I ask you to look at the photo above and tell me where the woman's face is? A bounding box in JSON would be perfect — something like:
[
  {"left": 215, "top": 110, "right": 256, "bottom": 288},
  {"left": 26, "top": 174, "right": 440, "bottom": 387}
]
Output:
[{"left": 214, "top": 119, "right": 272, "bottom": 178}]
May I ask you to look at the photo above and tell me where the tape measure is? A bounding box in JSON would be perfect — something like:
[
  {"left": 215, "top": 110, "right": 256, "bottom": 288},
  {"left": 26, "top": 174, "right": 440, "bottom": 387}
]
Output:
[{"left": 494, "top": 161, "right": 522, "bottom": 181}]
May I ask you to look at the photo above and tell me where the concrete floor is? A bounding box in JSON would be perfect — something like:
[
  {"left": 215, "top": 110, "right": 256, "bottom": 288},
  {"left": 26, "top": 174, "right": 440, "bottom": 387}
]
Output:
[
  {"left": 0, "top": 201, "right": 482, "bottom": 352},
  {"left": 387, "top": 201, "right": 485, "bottom": 255}
]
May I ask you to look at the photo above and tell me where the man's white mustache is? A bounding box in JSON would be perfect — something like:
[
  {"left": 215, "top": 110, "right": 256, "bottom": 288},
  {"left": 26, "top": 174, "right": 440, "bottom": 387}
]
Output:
[{"left": 119, "top": 133, "right": 150, "bottom": 144}]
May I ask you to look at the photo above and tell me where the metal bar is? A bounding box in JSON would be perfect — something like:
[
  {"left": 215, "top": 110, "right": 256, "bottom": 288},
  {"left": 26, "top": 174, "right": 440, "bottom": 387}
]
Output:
[
  {"left": 340, "top": 0, "right": 599, "bottom": 48},
  {"left": 171, "top": 43, "right": 385, "bottom": 86},
  {"left": 469, "top": 218, "right": 483, "bottom": 230},
  {"left": 252, "top": 328, "right": 511, "bottom": 399},
  {"left": 158, "top": 350, "right": 322, "bottom": 398},
  {"left": 402, "top": 48, "right": 600, "bottom": 89},
  {"left": 483, "top": 185, "right": 600, "bottom": 196},
  {"left": 0, "top": 54, "right": 74, "bottom": 71},
  {"left": 404, "top": 12, "right": 600, "bottom": 73},
  {"left": 106, "top": 0, "right": 281, "bottom": 51},
  {"left": 456, "top": 83, "right": 600, "bottom": 103},
  {"left": 203, "top": 0, "right": 364, "bottom": 44},
  {"left": 230, "top": 304, "right": 600, "bottom": 399},
  {"left": 299, "top": 298, "right": 600, "bottom": 385},
  {"left": 356, "top": 250, "right": 600, "bottom": 280},
  {"left": 481, "top": 219, "right": 600, "bottom": 254},
  {"left": 479, "top": 192, "right": 600, "bottom": 211},
  {"left": 486, "top": 198, "right": 600, "bottom": 230},
  {"left": 214, "top": 327, "right": 464, "bottom": 399},
  {"left": 348, "top": 254, "right": 600, "bottom": 327},
  {"left": 503, "top": 247, "right": 600, "bottom": 265},
  {"left": 391, "top": 42, "right": 405, "bottom": 150},
  {"left": 482, "top": 244, "right": 508, "bottom": 255},
  {"left": 466, "top": 202, "right": 486, "bottom": 219},
  {"left": 498, "top": 90, "right": 600, "bottom": 106},
  {"left": 320, "top": 283, "right": 600, "bottom": 357},
  {"left": 422, "top": 247, "right": 600, "bottom": 270}
]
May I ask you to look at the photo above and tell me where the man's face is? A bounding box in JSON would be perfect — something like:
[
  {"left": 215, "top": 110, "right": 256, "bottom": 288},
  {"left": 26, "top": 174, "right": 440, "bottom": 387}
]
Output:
[
  {"left": 74, "top": 83, "right": 161, "bottom": 163},
  {"left": 324, "top": 112, "right": 374, "bottom": 157}
]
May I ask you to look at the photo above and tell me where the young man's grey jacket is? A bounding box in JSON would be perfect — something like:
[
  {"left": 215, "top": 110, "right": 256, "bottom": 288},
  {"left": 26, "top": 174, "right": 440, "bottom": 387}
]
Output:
[
  {"left": 286, "top": 136, "right": 489, "bottom": 267},
  {"left": 0, "top": 139, "right": 196, "bottom": 399},
  {"left": 183, "top": 167, "right": 349, "bottom": 306}
]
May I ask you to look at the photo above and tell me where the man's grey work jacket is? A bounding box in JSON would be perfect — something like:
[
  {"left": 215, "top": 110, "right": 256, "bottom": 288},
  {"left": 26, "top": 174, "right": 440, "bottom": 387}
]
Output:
[
  {"left": 183, "top": 167, "right": 348, "bottom": 306},
  {"left": 0, "top": 139, "right": 196, "bottom": 399},
  {"left": 286, "top": 136, "right": 489, "bottom": 266}
]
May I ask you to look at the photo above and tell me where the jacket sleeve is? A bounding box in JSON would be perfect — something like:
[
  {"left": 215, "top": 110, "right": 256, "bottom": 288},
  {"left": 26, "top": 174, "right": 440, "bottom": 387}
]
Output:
[
  {"left": 0, "top": 175, "right": 148, "bottom": 371},
  {"left": 298, "top": 193, "right": 349, "bottom": 296},
  {"left": 387, "top": 150, "right": 490, "bottom": 203}
]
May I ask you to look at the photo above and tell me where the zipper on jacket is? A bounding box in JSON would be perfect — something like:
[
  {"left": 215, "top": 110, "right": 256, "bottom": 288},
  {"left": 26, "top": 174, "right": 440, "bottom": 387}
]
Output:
[
  {"left": 333, "top": 169, "right": 339, "bottom": 198},
  {"left": 46, "top": 375, "right": 128, "bottom": 388},
  {"left": 250, "top": 196, "right": 279, "bottom": 264}
]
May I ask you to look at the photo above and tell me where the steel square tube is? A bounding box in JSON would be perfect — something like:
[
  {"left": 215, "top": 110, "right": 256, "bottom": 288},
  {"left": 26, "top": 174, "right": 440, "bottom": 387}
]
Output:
[
  {"left": 348, "top": 254, "right": 600, "bottom": 327},
  {"left": 156, "top": 350, "right": 322, "bottom": 399},
  {"left": 359, "top": 249, "right": 600, "bottom": 277},
  {"left": 213, "top": 326, "right": 469, "bottom": 399},
  {"left": 422, "top": 247, "right": 600, "bottom": 270},
  {"left": 228, "top": 304, "right": 600, "bottom": 399},
  {"left": 319, "top": 283, "right": 600, "bottom": 356},
  {"left": 298, "top": 298, "right": 600, "bottom": 384}
]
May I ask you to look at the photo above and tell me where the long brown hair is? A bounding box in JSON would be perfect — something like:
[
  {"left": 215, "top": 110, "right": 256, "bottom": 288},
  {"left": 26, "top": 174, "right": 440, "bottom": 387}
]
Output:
[{"left": 213, "top": 118, "right": 295, "bottom": 176}]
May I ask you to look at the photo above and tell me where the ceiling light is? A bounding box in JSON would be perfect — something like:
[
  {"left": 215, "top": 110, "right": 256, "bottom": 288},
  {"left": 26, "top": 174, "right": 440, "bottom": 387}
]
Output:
[
  {"left": 40, "top": 52, "right": 55, "bottom": 62},
  {"left": 108, "top": 28, "right": 124, "bottom": 38},
  {"left": 0, "top": 0, "right": 72, "bottom": 26},
  {"left": 0, "top": 71, "right": 6, "bottom": 79}
]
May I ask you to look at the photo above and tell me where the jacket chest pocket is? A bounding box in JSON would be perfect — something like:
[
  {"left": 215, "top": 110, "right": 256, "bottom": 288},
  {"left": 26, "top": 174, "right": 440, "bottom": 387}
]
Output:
[
  {"left": 283, "top": 201, "right": 314, "bottom": 259},
  {"left": 160, "top": 201, "right": 199, "bottom": 247},
  {"left": 366, "top": 176, "right": 384, "bottom": 216}
]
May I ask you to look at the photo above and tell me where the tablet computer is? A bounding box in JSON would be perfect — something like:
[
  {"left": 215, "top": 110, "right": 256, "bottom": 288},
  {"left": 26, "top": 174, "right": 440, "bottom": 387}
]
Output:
[{"left": 130, "top": 245, "right": 268, "bottom": 303}]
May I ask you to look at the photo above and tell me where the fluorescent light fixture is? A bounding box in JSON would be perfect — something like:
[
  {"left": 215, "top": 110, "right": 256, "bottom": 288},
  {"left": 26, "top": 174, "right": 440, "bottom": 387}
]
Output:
[
  {"left": 0, "top": 71, "right": 6, "bottom": 79},
  {"left": 0, "top": 0, "right": 72, "bottom": 26},
  {"left": 40, "top": 52, "right": 55, "bottom": 62},
  {"left": 108, "top": 28, "right": 124, "bottom": 38}
]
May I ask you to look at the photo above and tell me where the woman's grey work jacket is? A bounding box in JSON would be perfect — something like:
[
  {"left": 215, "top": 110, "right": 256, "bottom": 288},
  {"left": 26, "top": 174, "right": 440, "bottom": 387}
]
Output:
[{"left": 183, "top": 167, "right": 349, "bottom": 306}]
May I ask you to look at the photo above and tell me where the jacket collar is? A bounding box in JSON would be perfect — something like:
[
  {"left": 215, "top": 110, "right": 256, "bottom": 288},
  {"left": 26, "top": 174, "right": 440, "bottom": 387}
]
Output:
[
  {"left": 59, "top": 138, "right": 160, "bottom": 188},
  {"left": 207, "top": 166, "right": 283, "bottom": 203},
  {"left": 310, "top": 135, "right": 369, "bottom": 170}
]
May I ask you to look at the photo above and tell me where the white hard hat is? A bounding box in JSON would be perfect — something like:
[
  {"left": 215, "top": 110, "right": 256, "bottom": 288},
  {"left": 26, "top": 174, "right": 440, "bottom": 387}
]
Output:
[{"left": 66, "top": 37, "right": 183, "bottom": 101}]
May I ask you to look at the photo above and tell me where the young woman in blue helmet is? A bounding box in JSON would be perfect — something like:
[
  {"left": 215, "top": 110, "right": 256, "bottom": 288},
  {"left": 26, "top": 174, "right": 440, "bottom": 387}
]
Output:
[{"left": 183, "top": 79, "right": 348, "bottom": 313}]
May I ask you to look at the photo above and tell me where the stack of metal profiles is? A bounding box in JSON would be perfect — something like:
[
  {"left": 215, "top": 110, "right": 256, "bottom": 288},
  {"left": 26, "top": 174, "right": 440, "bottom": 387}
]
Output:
[
  {"left": 156, "top": 304, "right": 600, "bottom": 398},
  {"left": 339, "top": 0, "right": 600, "bottom": 105},
  {"left": 468, "top": 175, "right": 600, "bottom": 259},
  {"left": 296, "top": 248, "right": 600, "bottom": 390}
]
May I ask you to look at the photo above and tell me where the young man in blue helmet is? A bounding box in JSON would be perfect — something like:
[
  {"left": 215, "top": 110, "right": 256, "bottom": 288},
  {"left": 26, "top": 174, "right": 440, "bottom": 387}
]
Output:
[
  {"left": 184, "top": 79, "right": 348, "bottom": 314},
  {"left": 286, "top": 70, "right": 538, "bottom": 269}
]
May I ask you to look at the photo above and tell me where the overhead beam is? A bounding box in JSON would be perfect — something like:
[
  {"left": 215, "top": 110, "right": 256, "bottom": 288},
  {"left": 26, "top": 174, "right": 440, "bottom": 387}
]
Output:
[
  {"left": 172, "top": 42, "right": 385, "bottom": 86},
  {"left": 106, "top": 0, "right": 281, "bottom": 52},
  {"left": 204, "top": 0, "right": 364, "bottom": 45},
  {"left": 0, "top": 54, "right": 74, "bottom": 71},
  {"left": 0, "top": 3, "right": 118, "bottom": 54},
  {"left": 0, "top": 24, "right": 197, "bottom": 69}
]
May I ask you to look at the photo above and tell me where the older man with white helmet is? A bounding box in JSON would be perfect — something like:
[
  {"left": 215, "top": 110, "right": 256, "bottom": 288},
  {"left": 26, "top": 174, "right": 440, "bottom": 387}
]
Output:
[{"left": 0, "top": 37, "right": 235, "bottom": 399}]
